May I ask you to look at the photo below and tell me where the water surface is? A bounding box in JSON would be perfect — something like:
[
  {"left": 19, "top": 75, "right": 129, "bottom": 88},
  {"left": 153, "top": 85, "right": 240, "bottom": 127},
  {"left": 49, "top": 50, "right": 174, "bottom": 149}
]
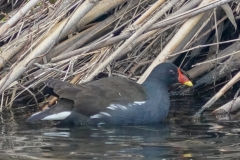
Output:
[{"left": 0, "top": 96, "right": 240, "bottom": 159}]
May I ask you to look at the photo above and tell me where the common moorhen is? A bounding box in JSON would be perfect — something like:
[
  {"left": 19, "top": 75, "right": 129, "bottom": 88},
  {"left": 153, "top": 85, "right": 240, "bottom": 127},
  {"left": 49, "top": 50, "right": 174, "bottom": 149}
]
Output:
[{"left": 26, "top": 62, "right": 193, "bottom": 125}]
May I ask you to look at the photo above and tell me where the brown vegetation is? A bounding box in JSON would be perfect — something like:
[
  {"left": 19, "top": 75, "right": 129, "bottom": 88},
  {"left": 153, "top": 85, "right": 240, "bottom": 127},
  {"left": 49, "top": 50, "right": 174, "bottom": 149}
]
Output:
[{"left": 0, "top": 0, "right": 239, "bottom": 116}]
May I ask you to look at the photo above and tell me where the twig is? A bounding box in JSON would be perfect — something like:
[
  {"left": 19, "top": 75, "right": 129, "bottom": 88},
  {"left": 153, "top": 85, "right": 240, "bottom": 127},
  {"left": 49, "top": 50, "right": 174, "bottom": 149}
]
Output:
[
  {"left": 34, "top": 63, "right": 71, "bottom": 74},
  {"left": 0, "top": 0, "right": 41, "bottom": 37},
  {"left": 149, "top": 0, "right": 234, "bottom": 31},
  {"left": 194, "top": 71, "right": 240, "bottom": 117},
  {"left": 170, "top": 37, "right": 240, "bottom": 58},
  {"left": 192, "top": 50, "right": 240, "bottom": 66},
  {"left": 9, "top": 85, "right": 17, "bottom": 108},
  {"left": 133, "top": 0, "right": 165, "bottom": 25},
  {"left": 230, "top": 88, "right": 240, "bottom": 112},
  {"left": 16, "top": 83, "right": 39, "bottom": 108},
  {"left": 0, "top": 91, "right": 3, "bottom": 112}
]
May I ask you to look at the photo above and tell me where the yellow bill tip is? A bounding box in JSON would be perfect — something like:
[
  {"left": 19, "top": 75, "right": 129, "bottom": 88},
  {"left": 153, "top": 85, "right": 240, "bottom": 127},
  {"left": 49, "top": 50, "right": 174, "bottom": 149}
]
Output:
[{"left": 184, "top": 81, "right": 193, "bottom": 87}]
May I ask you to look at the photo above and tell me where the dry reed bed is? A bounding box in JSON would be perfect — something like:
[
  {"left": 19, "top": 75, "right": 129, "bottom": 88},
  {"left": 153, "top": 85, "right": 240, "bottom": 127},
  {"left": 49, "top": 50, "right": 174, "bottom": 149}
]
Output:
[{"left": 0, "top": 0, "right": 239, "bottom": 116}]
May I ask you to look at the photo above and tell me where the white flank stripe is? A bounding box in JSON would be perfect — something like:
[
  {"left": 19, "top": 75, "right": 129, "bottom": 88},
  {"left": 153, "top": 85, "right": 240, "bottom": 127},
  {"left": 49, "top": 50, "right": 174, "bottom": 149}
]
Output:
[
  {"left": 107, "top": 105, "right": 117, "bottom": 110},
  {"left": 42, "top": 111, "right": 71, "bottom": 120},
  {"left": 110, "top": 104, "right": 118, "bottom": 109},
  {"left": 100, "top": 112, "right": 111, "bottom": 117},
  {"left": 133, "top": 101, "right": 146, "bottom": 105},
  {"left": 31, "top": 111, "right": 42, "bottom": 116},
  {"left": 116, "top": 104, "right": 127, "bottom": 110},
  {"left": 90, "top": 114, "right": 102, "bottom": 119}
]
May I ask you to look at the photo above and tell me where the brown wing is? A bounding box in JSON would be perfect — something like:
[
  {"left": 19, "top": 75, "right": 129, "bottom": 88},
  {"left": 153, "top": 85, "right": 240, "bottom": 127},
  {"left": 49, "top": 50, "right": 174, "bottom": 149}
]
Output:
[{"left": 45, "top": 77, "right": 147, "bottom": 116}]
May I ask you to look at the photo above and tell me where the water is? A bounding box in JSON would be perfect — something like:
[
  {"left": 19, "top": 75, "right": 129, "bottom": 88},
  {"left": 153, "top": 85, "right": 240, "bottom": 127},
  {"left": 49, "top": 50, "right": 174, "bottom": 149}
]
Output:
[{"left": 0, "top": 96, "right": 240, "bottom": 159}]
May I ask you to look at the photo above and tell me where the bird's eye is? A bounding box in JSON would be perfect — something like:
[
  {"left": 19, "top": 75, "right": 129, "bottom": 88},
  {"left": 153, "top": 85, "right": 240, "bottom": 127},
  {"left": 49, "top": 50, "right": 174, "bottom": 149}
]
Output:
[{"left": 169, "top": 70, "right": 175, "bottom": 75}]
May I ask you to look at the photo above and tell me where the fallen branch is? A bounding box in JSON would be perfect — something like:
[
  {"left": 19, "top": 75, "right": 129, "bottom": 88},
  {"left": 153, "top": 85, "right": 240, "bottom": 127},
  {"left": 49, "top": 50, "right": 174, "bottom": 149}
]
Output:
[
  {"left": 212, "top": 96, "right": 240, "bottom": 114},
  {"left": 194, "top": 71, "right": 240, "bottom": 117},
  {"left": 0, "top": 0, "right": 41, "bottom": 37}
]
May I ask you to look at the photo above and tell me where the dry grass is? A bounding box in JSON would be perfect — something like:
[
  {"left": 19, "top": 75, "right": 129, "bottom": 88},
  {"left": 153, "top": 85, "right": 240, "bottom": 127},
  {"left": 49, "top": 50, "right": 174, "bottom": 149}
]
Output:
[{"left": 0, "top": 0, "right": 239, "bottom": 113}]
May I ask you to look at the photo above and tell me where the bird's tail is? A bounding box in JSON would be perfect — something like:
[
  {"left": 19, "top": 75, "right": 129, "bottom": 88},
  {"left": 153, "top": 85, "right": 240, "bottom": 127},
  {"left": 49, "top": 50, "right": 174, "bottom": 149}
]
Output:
[
  {"left": 26, "top": 108, "right": 72, "bottom": 123},
  {"left": 26, "top": 99, "right": 73, "bottom": 123}
]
